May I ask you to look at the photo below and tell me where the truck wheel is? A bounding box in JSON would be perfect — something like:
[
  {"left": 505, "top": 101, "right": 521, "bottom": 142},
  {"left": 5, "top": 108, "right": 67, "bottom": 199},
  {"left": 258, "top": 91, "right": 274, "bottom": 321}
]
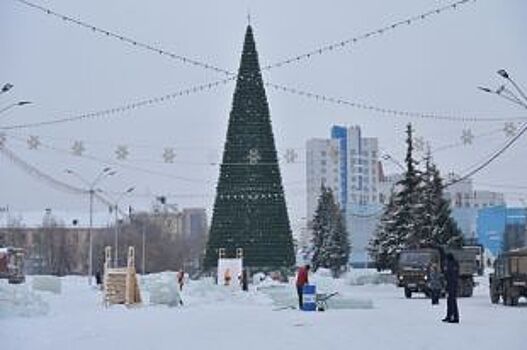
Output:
[
  {"left": 490, "top": 292, "right": 499, "bottom": 304},
  {"left": 503, "top": 286, "right": 512, "bottom": 306},
  {"left": 404, "top": 288, "right": 412, "bottom": 299}
]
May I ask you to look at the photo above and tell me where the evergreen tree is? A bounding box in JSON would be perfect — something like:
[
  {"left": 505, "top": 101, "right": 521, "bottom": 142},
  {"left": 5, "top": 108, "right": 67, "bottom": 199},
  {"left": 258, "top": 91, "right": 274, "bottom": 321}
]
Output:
[
  {"left": 368, "top": 191, "right": 401, "bottom": 271},
  {"left": 311, "top": 186, "right": 350, "bottom": 277},
  {"left": 424, "top": 155, "right": 464, "bottom": 248},
  {"left": 369, "top": 124, "right": 423, "bottom": 270},
  {"left": 204, "top": 26, "right": 295, "bottom": 270}
]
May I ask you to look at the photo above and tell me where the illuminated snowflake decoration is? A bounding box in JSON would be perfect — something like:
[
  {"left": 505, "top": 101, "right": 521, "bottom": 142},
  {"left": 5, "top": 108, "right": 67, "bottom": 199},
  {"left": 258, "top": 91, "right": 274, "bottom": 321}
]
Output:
[
  {"left": 247, "top": 148, "right": 261, "bottom": 165},
  {"left": 460, "top": 129, "right": 474, "bottom": 145},
  {"left": 413, "top": 137, "right": 425, "bottom": 153},
  {"left": 284, "top": 148, "right": 298, "bottom": 163},
  {"left": 27, "top": 135, "right": 40, "bottom": 150},
  {"left": 0, "top": 133, "right": 6, "bottom": 149},
  {"left": 163, "top": 147, "right": 176, "bottom": 163},
  {"left": 115, "top": 145, "right": 129, "bottom": 160},
  {"left": 71, "top": 141, "right": 85, "bottom": 156},
  {"left": 503, "top": 122, "right": 517, "bottom": 138}
]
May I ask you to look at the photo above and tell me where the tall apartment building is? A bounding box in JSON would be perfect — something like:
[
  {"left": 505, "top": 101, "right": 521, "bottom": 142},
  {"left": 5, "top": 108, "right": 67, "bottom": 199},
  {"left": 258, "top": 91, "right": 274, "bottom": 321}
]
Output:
[
  {"left": 444, "top": 174, "right": 505, "bottom": 239},
  {"left": 305, "top": 138, "right": 341, "bottom": 223},
  {"left": 306, "top": 125, "right": 381, "bottom": 265}
]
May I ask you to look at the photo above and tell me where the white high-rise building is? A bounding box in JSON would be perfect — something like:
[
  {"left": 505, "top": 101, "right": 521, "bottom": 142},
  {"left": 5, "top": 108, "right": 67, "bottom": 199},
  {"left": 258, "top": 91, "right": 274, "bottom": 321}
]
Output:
[
  {"left": 305, "top": 138, "right": 340, "bottom": 223},
  {"left": 306, "top": 126, "right": 381, "bottom": 265}
]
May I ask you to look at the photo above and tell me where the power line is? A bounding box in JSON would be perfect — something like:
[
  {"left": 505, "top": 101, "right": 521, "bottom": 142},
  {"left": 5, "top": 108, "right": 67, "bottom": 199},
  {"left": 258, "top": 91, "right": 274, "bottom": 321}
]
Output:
[
  {"left": 0, "top": 77, "right": 235, "bottom": 130},
  {"left": 12, "top": 0, "right": 478, "bottom": 78},
  {"left": 444, "top": 121, "right": 527, "bottom": 188},
  {"left": 0, "top": 145, "right": 113, "bottom": 208},
  {"left": 12, "top": 0, "right": 234, "bottom": 76},
  {"left": 265, "top": 81, "right": 527, "bottom": 123},
  {"left": 261, "top": 0, "right": 478, "bottom": 71}
]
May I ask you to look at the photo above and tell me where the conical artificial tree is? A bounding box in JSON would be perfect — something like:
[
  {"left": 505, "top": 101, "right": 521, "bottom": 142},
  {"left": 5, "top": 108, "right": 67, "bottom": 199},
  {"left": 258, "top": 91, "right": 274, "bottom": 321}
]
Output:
[{"left": 204, "top": 26, "right": 295, "bottom": 270}]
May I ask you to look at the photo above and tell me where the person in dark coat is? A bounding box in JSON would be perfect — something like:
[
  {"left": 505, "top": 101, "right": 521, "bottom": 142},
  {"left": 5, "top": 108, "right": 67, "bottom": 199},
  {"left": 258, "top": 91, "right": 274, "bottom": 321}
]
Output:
[
  {"left": 295, "top": 265, "right": 310, "bottom": 310},
  {"left": 240, "top": 268, "right": 249, "bottom": 292},
  {"left": 442, "top": 253, "right": 460, "bottom": 323},
  {"left": 427, "top": 262, "right": 442, "bottom": 305}
]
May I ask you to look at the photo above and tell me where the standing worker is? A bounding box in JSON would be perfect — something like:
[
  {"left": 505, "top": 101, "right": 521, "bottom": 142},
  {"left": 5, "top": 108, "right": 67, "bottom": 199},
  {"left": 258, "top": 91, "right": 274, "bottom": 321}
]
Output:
[
  {"left": 177, "top": 269, "right": 185, "bottom": 291},
  {"left": 295, "top": 264, "right": 310, "bottom": 310},
  {"left": 427, "top": 262, "right": 442, "bottom": 305},
  {"left": 240, "top": 268, "right": 249, "bottom": 292},
  {"left": 442, "top": 253, "right": 460, "bottom": 323}
]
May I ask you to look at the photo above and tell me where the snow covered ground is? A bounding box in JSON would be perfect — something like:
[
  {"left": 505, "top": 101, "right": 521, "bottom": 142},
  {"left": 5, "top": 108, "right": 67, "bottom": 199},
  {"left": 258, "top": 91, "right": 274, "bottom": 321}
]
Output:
[{"left": 1, "top": 270, "right": 526, "bottom": 350}]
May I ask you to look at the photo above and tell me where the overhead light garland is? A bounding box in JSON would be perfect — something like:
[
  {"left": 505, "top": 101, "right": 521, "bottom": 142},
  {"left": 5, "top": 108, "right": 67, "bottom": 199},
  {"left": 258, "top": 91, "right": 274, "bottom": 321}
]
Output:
[
  {"left": 265, "top": 81, "right": 527, "bottom": 123},
  {"left": 12, "top": 0, "right": 233, "bottom": 76},
  {"left": 0, "top": 76, "right": 235, "bottom": 130},
  {"left": 262, "top": 0, "right": 478, "bottom": 72}
]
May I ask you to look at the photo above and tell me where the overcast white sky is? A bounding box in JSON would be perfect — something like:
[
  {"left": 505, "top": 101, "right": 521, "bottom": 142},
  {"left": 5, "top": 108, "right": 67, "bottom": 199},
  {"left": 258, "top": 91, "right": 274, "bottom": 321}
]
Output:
[{"left": 1, "top": 0, "right": 526, "bottom": 229}]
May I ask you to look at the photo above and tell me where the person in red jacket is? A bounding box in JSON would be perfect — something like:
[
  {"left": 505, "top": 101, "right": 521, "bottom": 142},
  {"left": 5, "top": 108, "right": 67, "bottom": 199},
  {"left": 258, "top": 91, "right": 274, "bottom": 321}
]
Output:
[{"left": 296, "top": 264, "right": 310, "bottom": 310}]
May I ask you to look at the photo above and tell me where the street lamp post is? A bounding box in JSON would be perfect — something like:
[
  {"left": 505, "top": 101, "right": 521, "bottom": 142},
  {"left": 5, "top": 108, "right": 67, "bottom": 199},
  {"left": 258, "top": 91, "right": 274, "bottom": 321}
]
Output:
[
  {"left": 479, "top": 69, "right": 527, "bottom": 110},
  {"left": 105, "top": 186, "right": 134, "bottom": 268},
  {"left": 0, "top": 101, "right": 32, "bottom": 116},
  {"left": 65, "top": 167, "right": 115, "bottom": 284},
  {"left": 0, "top": 83, "right": 14, "bottom": 95}
]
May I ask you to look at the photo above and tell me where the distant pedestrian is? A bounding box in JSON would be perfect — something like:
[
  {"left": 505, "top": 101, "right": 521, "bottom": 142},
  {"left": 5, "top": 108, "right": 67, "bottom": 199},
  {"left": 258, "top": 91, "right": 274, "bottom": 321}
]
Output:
[
  {"left": 427, "top": 263, "right": 441, "bottom": 305},
  {"left": 177, "top": 269, "right": 185, "bottom": 291},
  {"left": 224, "top": 268, "right": 232, "bottom": 286},
  {"left": 240, "top": 268, "right": 249, "bottom": 292},
  {"left": 442, "top": 253, "right": 460, "bottom": 323},
  {"left": 295, "top": 264, "right": 310, "bottom": 310}
]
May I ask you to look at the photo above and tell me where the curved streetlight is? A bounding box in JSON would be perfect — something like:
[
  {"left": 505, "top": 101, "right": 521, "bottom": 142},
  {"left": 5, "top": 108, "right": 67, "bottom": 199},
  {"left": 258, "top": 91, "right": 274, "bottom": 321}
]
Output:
[
  {"left": 99, "top": 186, "right": 135, "bottom": 267},
  {"left": 0, "top": 101, "right": 32, "bottom": 117},
  {"left": 65, "top": 167, "right": 115, "bottom": 284},
  {"left": 478, "top": 69, "right": 527, "bottom": 110},
  {"left": 1, "top": 83, "right": 14, "bottom": 95},
  {"left": 381, "top": 153, "right": 405, "bottom": 171}
]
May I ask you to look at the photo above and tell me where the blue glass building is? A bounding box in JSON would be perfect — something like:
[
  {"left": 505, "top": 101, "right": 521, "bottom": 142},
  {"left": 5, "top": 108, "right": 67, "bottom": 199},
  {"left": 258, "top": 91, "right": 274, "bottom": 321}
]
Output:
[{"left": 477, "top": 206, "right": 526, "bottom": 255}]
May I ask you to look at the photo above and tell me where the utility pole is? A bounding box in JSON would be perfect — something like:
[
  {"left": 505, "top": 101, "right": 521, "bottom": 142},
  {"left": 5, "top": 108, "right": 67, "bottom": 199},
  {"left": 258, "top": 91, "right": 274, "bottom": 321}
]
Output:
[
  {"left": 66, "top": 167, "right": 115, "bottom": 285},
  {"left": 142, "top": 221, "right": 146, "bottom": 274}
]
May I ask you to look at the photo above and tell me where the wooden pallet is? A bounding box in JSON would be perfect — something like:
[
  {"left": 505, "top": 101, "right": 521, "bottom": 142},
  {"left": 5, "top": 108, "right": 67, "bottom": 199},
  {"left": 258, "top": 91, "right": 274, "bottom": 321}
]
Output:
[{"left": 103, "top": 246, "right": 141, "bottom": 306}]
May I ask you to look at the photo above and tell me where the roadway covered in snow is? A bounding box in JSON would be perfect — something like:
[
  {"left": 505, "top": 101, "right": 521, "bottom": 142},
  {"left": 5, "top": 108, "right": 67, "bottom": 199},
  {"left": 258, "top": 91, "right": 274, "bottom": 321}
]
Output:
[{"left": 1, "top": 270, "right": 526, "bottom": 350}]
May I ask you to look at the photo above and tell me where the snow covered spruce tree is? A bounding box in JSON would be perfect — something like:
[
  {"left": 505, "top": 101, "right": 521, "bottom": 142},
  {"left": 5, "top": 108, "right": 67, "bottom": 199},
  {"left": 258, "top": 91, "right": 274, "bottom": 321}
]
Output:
[
  {"left": 420, "top": 150, "right": 464, "bottom": 248},
  {"left": 310, "top": 185, "right": 350, "bottom": 277},
  {"left": 369, "top": 124, "right": 423, "bottom": 270}
]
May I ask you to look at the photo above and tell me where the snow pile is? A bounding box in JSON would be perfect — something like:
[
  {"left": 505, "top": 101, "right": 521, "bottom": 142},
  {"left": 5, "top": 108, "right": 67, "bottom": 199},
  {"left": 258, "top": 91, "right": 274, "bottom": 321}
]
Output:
[
  {"left": 0, "top": 280, "right": 49, "bottom": 318},
  {"left": 344, "top": 269, "right": 396, "bottom": 286},
  {"left": 32, "top": 276, "right": 62, "bottom": 294},
  {"left": 142, "top": 272, "right": 182, "bottom": 307}
]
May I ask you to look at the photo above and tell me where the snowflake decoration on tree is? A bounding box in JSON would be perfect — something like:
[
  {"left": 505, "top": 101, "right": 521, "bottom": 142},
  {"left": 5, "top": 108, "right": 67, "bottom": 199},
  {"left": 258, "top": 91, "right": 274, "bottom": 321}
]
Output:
[
  {"left": 413, "top": 136, "right": 425, "bottom": 153},
  {"left": 460, "top": 129, "right": 474, "bottom": 145},
  {"left": 503, "top": 122, "right": 517, "bottom": 138},
  {"left": 163, "top": 147, "right": 176, "bottom": 163},
  {"left": 247, "top": 148, "right": 261, "bottom": 165},
  {"left": 284, "top": 148, "right": 298, "bottom": 163},
  {"left": 27, "top": 135, "right": 40, "bottom": 150},
  {"left": 0, "top": 133, "right": 6, "bottom": 149},
  {"left": 71, "top": 141, "right": 85, "bottom": 156},
  {"left": 115, "top": 145, "right": 129, "bottom": 160}
]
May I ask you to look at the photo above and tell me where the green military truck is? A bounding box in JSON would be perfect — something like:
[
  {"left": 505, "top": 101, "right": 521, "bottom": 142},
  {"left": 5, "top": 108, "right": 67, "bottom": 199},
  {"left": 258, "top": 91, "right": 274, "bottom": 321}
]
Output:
[
  {"left": 463, "top": 244, "right": 485, "bottom": 276},
  {"left": 448, "top": 248, "right": 478, "bottom": 297},
  {"left": 396, "top": 248, "right": 442, "bottom": 298},
  {"left": 397, "top": 246, "right": 477, "bottom": 298},
  {"left": 489, "top": 247, "right": 527, "bottom": 306}
]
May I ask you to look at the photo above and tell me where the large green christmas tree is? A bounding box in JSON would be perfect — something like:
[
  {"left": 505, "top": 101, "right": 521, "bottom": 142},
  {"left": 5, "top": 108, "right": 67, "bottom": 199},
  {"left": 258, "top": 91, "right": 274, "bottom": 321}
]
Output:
[{"left": 204, "top": 25, "right": 295, "bottom": 270}]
